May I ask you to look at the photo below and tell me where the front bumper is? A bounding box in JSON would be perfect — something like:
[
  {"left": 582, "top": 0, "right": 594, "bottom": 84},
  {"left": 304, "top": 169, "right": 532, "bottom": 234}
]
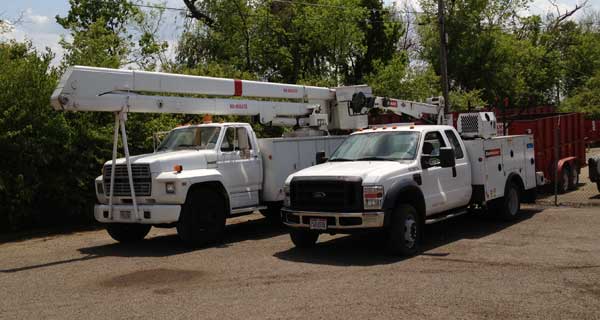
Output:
[
  {"left": 95, "top": 204, "right": 181, "bottom": 224},
  {"left": 281, "top": 208, "right": 385, "bottom": 230}
]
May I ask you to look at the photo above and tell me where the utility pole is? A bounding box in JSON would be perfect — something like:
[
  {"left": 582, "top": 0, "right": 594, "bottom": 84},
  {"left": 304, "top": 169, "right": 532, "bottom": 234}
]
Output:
[{"left": 437, "top": 0, "right": 450, "bottom": 114}]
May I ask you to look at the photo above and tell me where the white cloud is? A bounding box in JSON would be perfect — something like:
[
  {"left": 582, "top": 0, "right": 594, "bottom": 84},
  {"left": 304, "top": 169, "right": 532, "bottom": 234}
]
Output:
[{"left": 25, "top": 8, "right": 50, "bottom": 25}]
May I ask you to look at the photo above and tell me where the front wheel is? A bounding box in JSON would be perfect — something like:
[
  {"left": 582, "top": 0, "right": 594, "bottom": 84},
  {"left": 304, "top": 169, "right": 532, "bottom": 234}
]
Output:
[
  {"left": 177, "top": 187, "right": 226, "bottom": 247},
  {"left": 106, "top": 223, "right": 151, "bottom": 243},
  {"left": 387, "top": 204, "right": 421, "bottom": 256},
  {"left": 289, "top": 230, "right": 319, "bottom": 248}
]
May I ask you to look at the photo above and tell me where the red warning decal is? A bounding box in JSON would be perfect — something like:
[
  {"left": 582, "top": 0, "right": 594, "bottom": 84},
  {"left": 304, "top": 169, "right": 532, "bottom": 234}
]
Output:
[
  {"left": 234, "top": 79, "right": 242, "bottom": 96},
  {"left": 485, "top": 148, "right": 501, "bottom": 158},
  {"left": 389, "top": 100, "right": 398, "bottom": 108},
  {"left": 283, "top": 88, "right": 298, "bottom": 93}
]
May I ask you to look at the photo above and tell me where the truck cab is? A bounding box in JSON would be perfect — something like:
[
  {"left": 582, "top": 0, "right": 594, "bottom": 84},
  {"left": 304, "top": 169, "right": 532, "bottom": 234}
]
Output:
[
  {"left": 94, "top": 122, "right": 345, "bottom": 246},
  {"left": 282, "top": 120, "right": 536, "bottom": 255}
]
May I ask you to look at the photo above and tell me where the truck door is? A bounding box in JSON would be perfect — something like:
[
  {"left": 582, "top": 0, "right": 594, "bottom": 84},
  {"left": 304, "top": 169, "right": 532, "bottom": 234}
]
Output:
[
  {"left": 419, "top": 131, "right": 454, "bottom": 215},
  {"left": 218, "top": 126, "right": 261, "bottom": 209},
  {"left": 443, "top": 129, "right": 472, "bottom": 208}
]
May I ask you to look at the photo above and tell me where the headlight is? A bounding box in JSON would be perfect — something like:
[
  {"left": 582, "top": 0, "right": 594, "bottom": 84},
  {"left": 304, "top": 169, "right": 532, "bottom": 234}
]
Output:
[
  {"left": 96, "top": 181, "right": 104, "bottom": 194},
  {"left": 165, "top": 182, "right": 176, "bottom": 194},
  {"left": 283, "top": 185, "right": 290, "bottom": 207},
  {"left": 363, "top": 185, "right": 384, "bottom": 210}
]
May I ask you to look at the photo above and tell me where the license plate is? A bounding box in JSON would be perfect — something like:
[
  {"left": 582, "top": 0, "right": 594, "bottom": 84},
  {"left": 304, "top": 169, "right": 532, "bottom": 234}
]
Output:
[
  {"left": 119, "top": 210, "right": 132, "bottom": 220},
  {"left": 309, "top": 218, "right": 327, "bottom": 230}
]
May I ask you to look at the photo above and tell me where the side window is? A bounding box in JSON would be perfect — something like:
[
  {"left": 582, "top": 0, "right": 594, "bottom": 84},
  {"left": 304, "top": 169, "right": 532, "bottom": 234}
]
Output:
[
  {"left": 221, "top": 127, "right": 237, "bottom": 152},
  {"left": 423, "top": 131, "right": 446, "bottom": 156},
  {"left": 444, "top": 130, "right": 464, "bottom": 159}
]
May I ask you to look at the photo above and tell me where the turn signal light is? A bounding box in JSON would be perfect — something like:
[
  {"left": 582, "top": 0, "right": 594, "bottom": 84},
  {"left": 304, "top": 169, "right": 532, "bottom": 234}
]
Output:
[{"left": 174, "top": 165, "right": 183, "bottom": 173}]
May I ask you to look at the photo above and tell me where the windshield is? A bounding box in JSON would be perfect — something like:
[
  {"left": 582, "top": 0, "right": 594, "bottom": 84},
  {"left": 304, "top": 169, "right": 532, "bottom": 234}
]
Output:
[
  {"left": 156, "top": 126, "right": 221, "bottom": 152},
  {"left": 329, "top": 132, "right": 420, "bottom": 161}
]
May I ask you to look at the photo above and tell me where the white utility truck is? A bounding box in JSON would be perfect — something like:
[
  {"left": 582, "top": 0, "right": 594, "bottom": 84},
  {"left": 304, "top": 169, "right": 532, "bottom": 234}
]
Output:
[
  {"left": 282, "top": 112, "right": 537, "bottom": 255},
  {"left": 51, "top": 66, "right": 444, "bottom": 246}
]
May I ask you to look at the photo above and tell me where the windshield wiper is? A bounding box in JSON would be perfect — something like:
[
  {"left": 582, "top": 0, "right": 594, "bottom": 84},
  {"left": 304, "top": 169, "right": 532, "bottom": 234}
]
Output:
[
  {"left": 328, "top": 158, "right": 354, "bottom": 162},
  {"left": 355, "top": 157, "right": 393, "bottom": 161}
]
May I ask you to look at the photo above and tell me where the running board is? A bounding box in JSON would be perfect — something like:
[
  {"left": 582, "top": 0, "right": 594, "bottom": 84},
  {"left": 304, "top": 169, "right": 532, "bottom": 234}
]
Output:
[
  {"left": 425, "top": 210, "right": 469, "bottom": 224},
  {"left": 231, "top": 206, "right": 267, "bottom": 215}
]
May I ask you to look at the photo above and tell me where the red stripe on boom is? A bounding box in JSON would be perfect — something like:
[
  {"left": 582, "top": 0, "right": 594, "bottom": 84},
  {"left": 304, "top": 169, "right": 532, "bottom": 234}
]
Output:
[{"left": 234, "top": 79, "right": 242, "bottom": 96}]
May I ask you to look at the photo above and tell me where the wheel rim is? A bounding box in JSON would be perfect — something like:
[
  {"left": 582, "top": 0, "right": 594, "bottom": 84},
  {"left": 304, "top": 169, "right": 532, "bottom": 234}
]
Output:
[
  {"left": 507, "top": 188, "right": 519, "bottom": 216},
  {"left": 404, "top": 215, "right": 417, "bottom": 248}
]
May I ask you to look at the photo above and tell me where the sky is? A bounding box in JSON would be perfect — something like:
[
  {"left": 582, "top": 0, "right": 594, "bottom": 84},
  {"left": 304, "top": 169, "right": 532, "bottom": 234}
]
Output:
[{"left": 2, "top": 0, "right": 599, "bottom": 66}]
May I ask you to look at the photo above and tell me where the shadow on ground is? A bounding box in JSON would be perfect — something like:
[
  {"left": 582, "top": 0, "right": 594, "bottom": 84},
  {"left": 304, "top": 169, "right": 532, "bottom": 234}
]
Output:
[
  {"left": 273, "top": 208, "right": 543, "bottom": 267},
  {"left": 0, "top": 216, "right": 285, "bottom": 273}
]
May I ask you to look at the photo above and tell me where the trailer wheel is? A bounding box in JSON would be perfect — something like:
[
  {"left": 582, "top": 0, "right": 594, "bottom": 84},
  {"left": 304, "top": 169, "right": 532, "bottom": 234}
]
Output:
[
  {"left": 106, "top": 223, "right": 151, "bottom": 243},
  {"left": 177, "top": 187, "right": 226, "bottom": 247},
  {"left": 569, "top": 163, "right": 579, "bottom": 190},
  {"left": 490, "top": 181, "right": 521, "bottom": 221},
  {"left": 289, "top": 230, "right": 319, "bottom": 248},
  {"left": 387, "top": 204, "right": 421, "bottom": 256},
  {"left": 559, "top": 165, "right": 570, "bottom": 194}
]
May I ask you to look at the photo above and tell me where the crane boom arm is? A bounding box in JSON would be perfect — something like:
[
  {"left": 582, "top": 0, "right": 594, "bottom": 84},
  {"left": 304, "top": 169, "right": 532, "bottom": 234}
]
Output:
[{"left": 51, "top": 66, "right": 333, "bottom": 126}]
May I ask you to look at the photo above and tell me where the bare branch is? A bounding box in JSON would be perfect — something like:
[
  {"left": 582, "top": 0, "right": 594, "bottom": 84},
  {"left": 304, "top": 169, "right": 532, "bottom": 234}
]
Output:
[
  {"left": 548, "top": 0, "right": 588, "bottom": 30},
  {"left": 182, "top": 0, "right": 214, "bottom": 27}
]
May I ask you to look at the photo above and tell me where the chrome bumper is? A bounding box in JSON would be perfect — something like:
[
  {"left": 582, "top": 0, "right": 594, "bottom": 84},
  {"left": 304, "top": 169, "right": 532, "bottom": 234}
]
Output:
[
  {"left": 95, "top": 204, "right": 181, "bottom": 224},
  {"left": 281, "top": 208, "right": 385, "bottom": 229}
]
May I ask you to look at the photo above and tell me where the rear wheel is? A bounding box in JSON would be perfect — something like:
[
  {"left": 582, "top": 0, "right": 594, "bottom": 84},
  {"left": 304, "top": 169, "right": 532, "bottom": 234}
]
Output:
[
  {"left": 177, "top": 186, "right": 226, "bottom": 247},
  {"left": 559, "top": 166, "right": 570, "bottom": 194},
  {"left": 289, "top": 229, "right": 319, "bottom": 248},
  {"left": 387, "top": 204, "right": 421, "bottom": 256},
  {"left": 259, "top": 203, "right": 282, "bottom": 223},
  {"left": 490, "top": 181, "right": 521, "bottom": 221},
  {"left": 106, "top": 223, "right": 151, "bottom": 243},
  {"left": 569, "top": 163, "right": 579, "bottom": 190}
]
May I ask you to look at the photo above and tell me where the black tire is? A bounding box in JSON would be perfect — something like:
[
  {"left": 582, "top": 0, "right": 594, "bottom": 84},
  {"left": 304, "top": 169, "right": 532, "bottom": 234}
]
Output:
[
  {"left": 387, "top": 204, "right": 421, "bottom": 256},
  {"left": 177, "top": 186, "right": 226, "bottom": 247},
  {"left": 106, "top": 223, "right": 151, "bottom": 243},
  {"left": 559, "top": 165, "right": 570, "bottom": 194},
  {"left": 289, "top": 229, "right": 319, "bottom": 248},
  {"left": 569, "top": 163, "right": 579, "bottom": 190},
  {"left": 597, "top": 182, "right": 600, "bottom": 194},
  {"left": 259, "top": 203, "right": 282, "bottom": 223},
  {"left": 490, "top": 181, "right": 521, "bottom": 221}
]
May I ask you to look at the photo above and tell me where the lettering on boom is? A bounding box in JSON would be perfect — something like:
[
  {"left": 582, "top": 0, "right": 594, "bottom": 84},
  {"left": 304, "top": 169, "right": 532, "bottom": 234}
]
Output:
[
  {"left": 229, "top": 103, "right": 248, "bottom": 110},
  {"left": 283, "top": 88, "right": 298, "bottom": 93}
]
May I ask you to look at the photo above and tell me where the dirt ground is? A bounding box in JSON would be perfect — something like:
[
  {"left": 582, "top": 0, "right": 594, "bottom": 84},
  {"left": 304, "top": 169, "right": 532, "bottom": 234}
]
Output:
[{"left": 1, "top": 206, "right": 600, "bottom": 319}]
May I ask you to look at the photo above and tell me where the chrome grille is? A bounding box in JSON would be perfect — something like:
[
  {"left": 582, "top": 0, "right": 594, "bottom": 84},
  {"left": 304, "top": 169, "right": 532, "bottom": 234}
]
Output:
[
  {"left": 290, "top": 178, "right": 363, "bottom": 212},
  {"left": 103, "top": 164, "right": 152, "bottom": 196}
]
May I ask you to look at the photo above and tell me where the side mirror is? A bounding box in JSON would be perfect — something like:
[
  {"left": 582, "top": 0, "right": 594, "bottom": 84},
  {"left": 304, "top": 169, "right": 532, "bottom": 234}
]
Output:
[
  {"left": 316, "top": 151, "right": 328, "bottom": 164},
  {"left": 421, "top": 155, "right": 432, "bottom": 169},
  {"left": 439, "top": 147, "right": 456, "bottom": 168}
]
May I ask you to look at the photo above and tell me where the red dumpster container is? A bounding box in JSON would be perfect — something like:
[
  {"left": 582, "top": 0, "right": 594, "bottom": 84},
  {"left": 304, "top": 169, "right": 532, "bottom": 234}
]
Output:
[{"left": 504, "top": 112, "right": 586, "bottom": 185}]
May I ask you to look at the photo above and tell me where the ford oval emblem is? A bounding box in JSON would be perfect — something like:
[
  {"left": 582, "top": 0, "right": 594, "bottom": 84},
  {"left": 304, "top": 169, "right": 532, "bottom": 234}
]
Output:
[{"left": 313, "top": 191, "right": 326, "bottom": 199}]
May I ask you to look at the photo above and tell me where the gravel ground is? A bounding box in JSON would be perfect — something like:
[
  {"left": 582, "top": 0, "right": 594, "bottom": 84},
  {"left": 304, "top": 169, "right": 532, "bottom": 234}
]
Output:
[{"left": 1, "top": 206, "right": 600, "bottom": 319}]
